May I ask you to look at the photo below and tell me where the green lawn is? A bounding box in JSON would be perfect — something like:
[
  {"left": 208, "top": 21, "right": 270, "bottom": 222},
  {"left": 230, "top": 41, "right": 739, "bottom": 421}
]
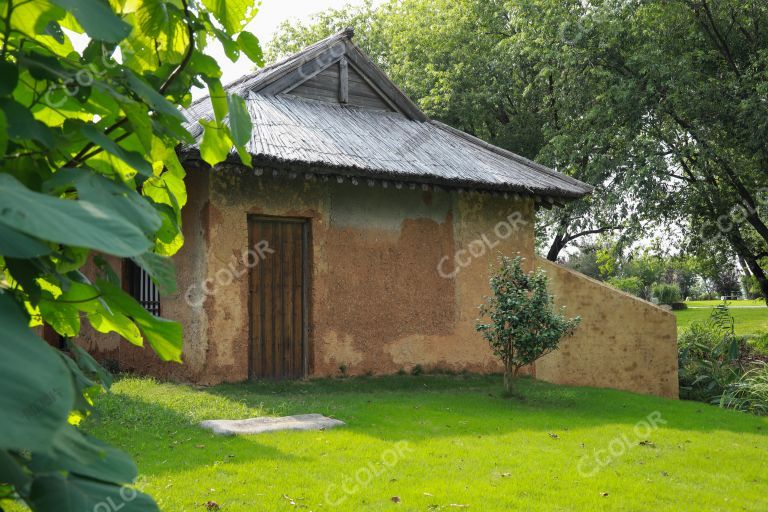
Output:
[
  {"left": 675, "top": 303, "right": 767, "bottom": 335},
  {"left": 13, "top": 375, "right": 766, "bottom": 512},
  {"left": 685, "top": 299, "right": 766, "bottom": 308}
]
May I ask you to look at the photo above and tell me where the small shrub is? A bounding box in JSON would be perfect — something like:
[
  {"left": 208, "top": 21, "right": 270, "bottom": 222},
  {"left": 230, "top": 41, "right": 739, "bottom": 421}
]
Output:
[
  {"left": 652, "top": 283, "right": 682, "bottom": 305},
  {"left": 476, "top": 256, "right": 580, "bottom": 393},
  {"left": 411, "top": 364, "right": 423, "bottom": 376},
  {"left": 671, "top": 302, "right": 687, "bottom": 311},
  {"left": 338, "top": 363, "right": 348, "bottom": 378},
  {"left": 678, "top": 305, "right": 747, "bottom": 403},
  {"left": 397, "top": 368, "right": 407, "bottom": 376}
]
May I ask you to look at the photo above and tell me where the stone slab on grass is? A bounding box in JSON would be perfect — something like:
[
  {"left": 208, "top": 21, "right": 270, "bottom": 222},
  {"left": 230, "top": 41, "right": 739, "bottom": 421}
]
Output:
[{"left": 200, "top": 414, "right": 345, "bottom": 436}]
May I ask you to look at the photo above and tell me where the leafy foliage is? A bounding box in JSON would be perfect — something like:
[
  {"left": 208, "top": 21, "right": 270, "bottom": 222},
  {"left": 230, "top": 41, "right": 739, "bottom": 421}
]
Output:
[
  {"left": 675, "top": 305, "right": 768, "bottom": 411},
  {"left": 0, "top": 0, "right": 261, "bottom": 509},
  {"left": 476, "top": 256, "right": 580, "bottom": 393},
  {"left": 607, "top": 276, "right": 644, "bottom": 298}
]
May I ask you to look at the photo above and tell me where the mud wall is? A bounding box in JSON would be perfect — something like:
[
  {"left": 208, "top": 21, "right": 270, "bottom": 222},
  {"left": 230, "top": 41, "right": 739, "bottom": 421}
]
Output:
[
  {"left": 535, "top": 257, "right": 679, "bottom": 398},
  {"left": 189, "top": 165, "right": 535, "bottom": 382},
  {"left": 78, "top": 165, "right": 679, "bottom": 398}
]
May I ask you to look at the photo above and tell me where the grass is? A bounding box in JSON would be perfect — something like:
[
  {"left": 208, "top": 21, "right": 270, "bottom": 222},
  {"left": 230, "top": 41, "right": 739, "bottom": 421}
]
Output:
[
  {"left": 675, "top": 302, "right": 767, "bottom": 336},
  {"left": 12, "top": 375, "right": 768, "bottom": 511},
  {"left": 685, "top": 299, "right": 765, "bottom": 308}
]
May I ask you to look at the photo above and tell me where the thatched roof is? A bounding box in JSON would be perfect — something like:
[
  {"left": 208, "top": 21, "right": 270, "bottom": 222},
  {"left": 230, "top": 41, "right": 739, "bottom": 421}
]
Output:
[{"left": 183, "top": 29, "right": 593, "bottom": 201}]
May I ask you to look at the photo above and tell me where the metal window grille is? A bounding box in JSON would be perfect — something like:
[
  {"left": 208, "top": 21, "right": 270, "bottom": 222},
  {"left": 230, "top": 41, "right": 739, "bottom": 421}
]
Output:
[{"left": 126, "top": 260, "right": 161, "bottom": 316}]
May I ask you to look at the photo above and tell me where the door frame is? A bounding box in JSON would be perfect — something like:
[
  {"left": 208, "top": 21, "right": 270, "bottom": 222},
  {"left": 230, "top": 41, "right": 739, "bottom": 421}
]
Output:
[{"left": 247, "top": 214, "right": 311, "bottom": 380}]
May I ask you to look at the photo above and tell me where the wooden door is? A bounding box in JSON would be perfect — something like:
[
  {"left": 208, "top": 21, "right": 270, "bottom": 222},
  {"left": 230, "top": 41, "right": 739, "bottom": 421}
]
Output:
[{"left": 249, "top": 217, "right": 308, "bottom": 380}]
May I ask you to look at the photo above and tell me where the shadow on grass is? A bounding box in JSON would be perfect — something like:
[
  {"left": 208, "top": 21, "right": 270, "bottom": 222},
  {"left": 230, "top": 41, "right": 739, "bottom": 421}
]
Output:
[
  {"left": 84, "top": 391, "right": 306, "bottom": 478},
  {"left": 202, "top": 374, "right": 768, "bottom": 441}
]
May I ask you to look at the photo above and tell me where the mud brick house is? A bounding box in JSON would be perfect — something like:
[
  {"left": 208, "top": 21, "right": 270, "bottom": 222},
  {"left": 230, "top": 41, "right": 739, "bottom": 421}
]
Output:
[{"left": 81, "top": 29, "right": 679, "bottom": 398}]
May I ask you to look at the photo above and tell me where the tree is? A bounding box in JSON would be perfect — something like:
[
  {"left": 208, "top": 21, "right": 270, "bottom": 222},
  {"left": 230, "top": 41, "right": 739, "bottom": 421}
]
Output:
[
  {"left": 270, "top": 0, "right": 768, "bottom": 303},
  {"left": 476, "top": 256, "right": 580, "bottom": 393},
  {"left": 0, "top": 0, "right": 261, "bottom": 509}
]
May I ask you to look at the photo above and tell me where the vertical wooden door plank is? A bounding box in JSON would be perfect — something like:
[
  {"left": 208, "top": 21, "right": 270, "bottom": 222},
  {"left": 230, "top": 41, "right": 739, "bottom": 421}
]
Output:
[
  {"left": 273, "top": 223, "right": 285, "bottom": 379},
  {"left": 283, "top": 223, "right": 296, "bottom": 378},
  {"left": 261, "top": 222, "right": 274, "bottom": 379},
  {"left": 250, "top": 221, "right": 262, "bottom": 378},
  {"left": 293, "top": 223, "right": 305, "bottom": 378}
]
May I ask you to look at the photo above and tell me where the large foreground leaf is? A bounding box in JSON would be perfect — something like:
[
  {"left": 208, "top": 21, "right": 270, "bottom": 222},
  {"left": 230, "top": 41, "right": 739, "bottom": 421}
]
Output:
[
  {"left": 0, "top": 174, "right": 151, "bottom": 257},
  {"left": 30, "top": 426, "right": 137, "bottom": 485},
  {"left": 0, "top": 294, "right": 75, "bottom": 451},
  {"left": 98, "top": 280, "right": 183, "bottom": 362},
  {"left": 29, "top": 474, "right": 158, "bottom": 512},
  {"left": 51, "top": 0, "right": 132, "bottom": 43}
]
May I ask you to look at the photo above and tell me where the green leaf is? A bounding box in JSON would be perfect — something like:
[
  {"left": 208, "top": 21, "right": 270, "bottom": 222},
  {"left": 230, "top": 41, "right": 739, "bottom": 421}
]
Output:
[
  {"left": 199, "top": 119, "right": 232, "bottom": 166},
  {"left": 0, "top": 98, "right": 54, "bottom": 148},
  {"left": 81, "top": 125, "right": 153, "bottom": 177},
  {"left": 0, "top": 108, "right": 6, "bottom": 155},
  {"left": 5, "top": 257, "right": 43, "bottom": 305},
  {"left": 98, "top": 280, "right": 182, "bottom": 362},
  {"left": 39, "top": 298, "right": 81, "bottom": 337},
  {"left": 227, "top": 93, "right": 252, "bottom": 147},
  {"left": 0, "top": 60, "right": 19, "bottom": 96},
  {"left": 204, "top": 77, "right": 227, "bottom": 123},
  {"left": 0, "top": 451, "right": 30, "bottom": 491},
  {"left": 0, "top": 223, "right": 52, "bottom": 257},
  {"left": 201, "top": 0, "right": 254, "bottom": 35},
  {"left": 125, "top": 71, "right": 186, "bottom": 123},
  {"left": 68, "top": 341, "right": 113, "bottom": 389},
  {"left": 29, "top": 473, "right": 158, "bottom": 512},
  {"left": 122, "top": 102, "right": 154, "bottom": 153},
  {"left": 50, "top": 0, "right": 131, "bottom": 43},
  {"left": 0, "top": 174, "right": 151, "bottom": 257},
  {"left": 58, "top": 281, "right": 143, "bottom": 346},
  {"left": 135, "top": 0, "right": 171, "bottom": 38},
  {"left": 30, "top": 426, "right": 137, "bottom": 484},
  {"left": 216, "top": 29, "right": 241, "bottom": 61},
  {"left": 132, "top": 252, "right": 177, "bottom": 294},
  {"left": 74, "top": 169, "right": 162, "bottom": 236},
  {"left": 0, "top": 293, "right": 75, "bottom": 452},
  {"left": 237, "top": 31, "right": 264, "bottom": 66},
  {"left": 188, "top": 53, "right": 222, "bottom": 79}
]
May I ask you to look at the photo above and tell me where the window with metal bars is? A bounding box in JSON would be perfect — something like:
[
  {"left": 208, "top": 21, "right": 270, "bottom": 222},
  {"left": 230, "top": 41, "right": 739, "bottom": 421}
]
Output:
[{"left": 124, "top": 260, "right": 161, "bottom": 316}]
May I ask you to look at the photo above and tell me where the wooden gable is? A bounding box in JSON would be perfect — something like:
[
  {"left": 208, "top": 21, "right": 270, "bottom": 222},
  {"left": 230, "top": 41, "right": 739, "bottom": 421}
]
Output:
[
  {"left": 251, "top": 33, "right": 426, "bottom": 121},
  {"left": 285, "top": 58, "right": 394, "bottom": 112}
]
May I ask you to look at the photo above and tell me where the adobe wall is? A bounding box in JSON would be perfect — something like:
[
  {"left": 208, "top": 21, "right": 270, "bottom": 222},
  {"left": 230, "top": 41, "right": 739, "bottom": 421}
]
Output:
[
  {"left": 77, "top": 165, "right": 678, "bottom": 398},
  {"left": 535, "top": 257, "right": 679, "bottom": 398},
  {"left": 189, "top": 164, "right": 535, "bottom": 382}
]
